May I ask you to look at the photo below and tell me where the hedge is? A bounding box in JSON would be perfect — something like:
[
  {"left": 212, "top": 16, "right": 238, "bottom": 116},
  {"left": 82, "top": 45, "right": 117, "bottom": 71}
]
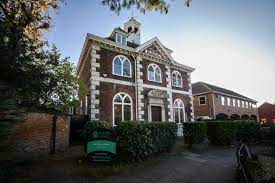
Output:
[
  {"left": 183, "top": 122, "right": 207, "bottom": 146},
  {"left": 148, "top": 122, "right": 177, "bottom": 154},
  {"left": 81, "top": 120, "right": 109, "bottom": 138},
  {"left": 84, "top": 121, "right": 177, "bottom": 163},
  {"left": 235, "top": 120, "right": 261, "bottom": 141},
  {"left": 205, "top": 121, "right": 261, "bottom": 145},
  {"left": 116, "top": 121, "right": 177, "bottom": 163}
]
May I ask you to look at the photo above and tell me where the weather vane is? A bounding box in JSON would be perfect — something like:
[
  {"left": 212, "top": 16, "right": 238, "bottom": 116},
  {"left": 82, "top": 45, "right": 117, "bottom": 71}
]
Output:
[{"left": 129, "top": 8, "right": 137, "bottom": 19}]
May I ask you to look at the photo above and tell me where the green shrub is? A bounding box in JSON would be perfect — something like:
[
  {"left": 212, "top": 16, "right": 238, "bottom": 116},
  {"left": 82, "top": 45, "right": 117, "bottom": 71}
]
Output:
[
  {"left": 183, "top": 122, "right": 207, "bottom": 145},
  {"left": 205, "top": 120, "right": 261, "bottom": 145},
  {"left": 149, "top": 122, "right": 177, "bottom": 153},
  {"left": 257, "top": 127, "right": 272, "bottom": 139},
  {"left": 116, "top": 122, "right": 153, "bottom": 163},
  {"left": 235, "top": 121, "right": 261, "bottom": 141},
  {"left": 206, "top": 121, "right": 236, "bottom": 145},
  {"left": 81, "top": 120, "right": 109, "bottom": 138},
  {"left": 116, "top": 121, "right": 176, "bottom": 163}
]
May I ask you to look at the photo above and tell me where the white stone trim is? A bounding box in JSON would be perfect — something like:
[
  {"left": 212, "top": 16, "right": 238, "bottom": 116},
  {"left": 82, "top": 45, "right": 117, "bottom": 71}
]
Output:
[
  {"left": 90, "top": 76, "right": 192, "bottom": 96},
  {"left": 167, "top": 91, "right": 173, "bottom": 122},
  {"left": 90, "top": 46, "right": 101, "bottom": 120},
  {"left": 98, "top": 77, "right": 135, "bottom": 86},
  {"left": 136, "top": 56, "right": 145, "bottom": 121}
]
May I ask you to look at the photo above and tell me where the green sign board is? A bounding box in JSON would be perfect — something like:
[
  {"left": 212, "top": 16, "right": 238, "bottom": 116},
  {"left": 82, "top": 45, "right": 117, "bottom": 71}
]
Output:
[
  {"left": 86, "top": 128, "right": 116, "bottom": 163},
  {"left": 87, "top": 140, "right": 116, "bottom": 154}
]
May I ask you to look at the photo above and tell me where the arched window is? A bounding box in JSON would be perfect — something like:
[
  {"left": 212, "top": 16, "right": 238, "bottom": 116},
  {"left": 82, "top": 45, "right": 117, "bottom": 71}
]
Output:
[
  {"left": 174, "top": 99, "right": 185, "bottom": 123},
  {"left": 147, "top": 63, "right": 161, "bottom": 82},
  {"left": 113, "top": 55, "right": 131, "bottom": 77},
  {"left": 172, "top": 71, "right": 182, "bottom": 87},
  {"left": 113, "top": 92, "right": 133, "bottom": 126}
]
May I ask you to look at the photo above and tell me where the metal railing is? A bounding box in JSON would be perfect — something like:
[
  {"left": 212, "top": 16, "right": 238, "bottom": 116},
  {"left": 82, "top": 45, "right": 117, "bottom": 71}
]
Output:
[{"left": 236, "top": 139, "right": 275, "bottom": 183}]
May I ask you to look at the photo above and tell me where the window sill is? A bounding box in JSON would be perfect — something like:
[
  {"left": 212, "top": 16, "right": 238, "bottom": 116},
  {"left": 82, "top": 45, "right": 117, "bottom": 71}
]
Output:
[
  {"left": 113, "top": 73, "right": 132, "bottom": 78},
  {"left": 172, "top": 85, "right": 183, "bottom": 88},
  {"left": 148, "top": 79, "right": 162, "bottom": 83}
]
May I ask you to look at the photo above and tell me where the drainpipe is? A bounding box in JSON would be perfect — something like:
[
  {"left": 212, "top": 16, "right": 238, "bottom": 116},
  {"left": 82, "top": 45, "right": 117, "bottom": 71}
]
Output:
[
  {"left": 212, "top": 93, "right": 216, "bottom": 119},
  {"left": 51, "top": 114, "right": 57, "bottom": 154},
  {"left": 131, "top": 53, "right": 138, "bottom": 121}
]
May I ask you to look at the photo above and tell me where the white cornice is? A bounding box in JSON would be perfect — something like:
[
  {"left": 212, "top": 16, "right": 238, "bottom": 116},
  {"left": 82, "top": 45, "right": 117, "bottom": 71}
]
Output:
[{"left": 76, "top": 34, "right": 195, "bottom": 75}]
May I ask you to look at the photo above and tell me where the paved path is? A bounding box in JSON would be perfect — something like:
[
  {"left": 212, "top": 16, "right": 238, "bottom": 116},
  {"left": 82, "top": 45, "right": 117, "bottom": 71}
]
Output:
[
  {"left": 100, "top": 147, "right": 237, "bottom": 183},
  {"left": 13, "top": 146, "right": 237, "bottom": 183}
]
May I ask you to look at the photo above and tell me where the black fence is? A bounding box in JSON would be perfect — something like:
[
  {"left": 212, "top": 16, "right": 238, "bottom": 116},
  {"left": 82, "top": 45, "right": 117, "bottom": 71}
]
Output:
[
  {"left": 69, "top": 115, "right": 89, "bottom": 145},
  {"left": 236, "top": 139, "right": 275, "bottom": 183}
]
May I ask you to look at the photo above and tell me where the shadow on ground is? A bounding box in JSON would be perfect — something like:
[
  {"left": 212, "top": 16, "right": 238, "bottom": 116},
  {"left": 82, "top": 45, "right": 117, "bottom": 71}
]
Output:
[{"left": 7, "top": 146, "right": 237, "bottom": 183}]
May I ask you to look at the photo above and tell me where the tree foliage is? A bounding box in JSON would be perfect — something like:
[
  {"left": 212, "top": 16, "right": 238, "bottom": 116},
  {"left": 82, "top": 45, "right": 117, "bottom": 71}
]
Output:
[
  {"left": 101, "top": 0, "right": 192, "bottom": 14},
  {"left": 0, "top": 0, "right": 80, "bottom": 112}
]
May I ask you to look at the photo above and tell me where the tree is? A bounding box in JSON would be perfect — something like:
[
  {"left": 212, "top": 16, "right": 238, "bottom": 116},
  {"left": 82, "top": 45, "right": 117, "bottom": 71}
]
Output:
[
  {"left": 0, "top": 0, "right": 79, "bottom": 112},
  {"left": 101, "top": 0, "right": 192, "bottom": 14}
]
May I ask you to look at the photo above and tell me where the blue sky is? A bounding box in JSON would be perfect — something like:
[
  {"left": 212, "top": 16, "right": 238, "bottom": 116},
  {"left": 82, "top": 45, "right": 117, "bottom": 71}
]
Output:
[{"left": 46, "top": 0, "right": 275, "bottom": 105}]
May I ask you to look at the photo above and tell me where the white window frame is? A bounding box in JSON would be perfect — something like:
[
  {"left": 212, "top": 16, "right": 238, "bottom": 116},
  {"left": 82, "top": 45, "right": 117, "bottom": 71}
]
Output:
[
  {"left": 242, "top": 101, "right": 245, "bottom": 108},
  {"left": 221, "top": 96, "right": 225, "bottom": 105},
  {"left": 112, "top": 92, "right": 133, "bottom": 126},
  {"left": 174, "top": 99, "right": 186, "bottom": 124},
  {"left": 147, "top": 63, "right": 162, "bottom": 83},
  {"left": 112, "top": 55, "right": 132, "bottom": 78},
  {"left": 199, "top": 96, "right": 206, "bottom": 105},
  {"left": 171, "top": 70, "right": 182, "bottom": 87},
  {"left": 227, "top": 97, "right": 231, "bottom": 106},
  {"left": 115, "top": 34, "right": 126, "bottom": 45},
  {"left": 237, "top": 100, "right": 240, "bottom": 107},
  {"left": 246, "top": 101, "right": 249, "bottom": 108},
  {"left": 233, "top": 99, "right": 236, "bottom": 107}
]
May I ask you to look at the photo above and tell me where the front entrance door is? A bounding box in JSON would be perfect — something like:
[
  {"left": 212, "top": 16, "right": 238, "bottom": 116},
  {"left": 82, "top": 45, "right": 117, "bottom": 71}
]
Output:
[{"left": 151, "top": 106, "right": 162, "bottom": 122}]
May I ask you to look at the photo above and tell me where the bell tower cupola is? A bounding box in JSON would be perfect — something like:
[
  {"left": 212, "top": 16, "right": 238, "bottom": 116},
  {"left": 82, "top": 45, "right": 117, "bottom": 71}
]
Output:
[{"left": 124, "top": 17, "right": 141, "bottom": 45}]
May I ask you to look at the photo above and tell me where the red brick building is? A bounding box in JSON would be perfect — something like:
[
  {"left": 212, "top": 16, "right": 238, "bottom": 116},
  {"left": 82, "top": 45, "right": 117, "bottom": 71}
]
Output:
[
  {"left": 192, "top": 82, "right": 258, "bottom": 120},
  {"left": 258, "top": 102, "right": 275, "bottom": 124},
  {"left": 76, "top": 18, "right": 195, "bottom": 126}
]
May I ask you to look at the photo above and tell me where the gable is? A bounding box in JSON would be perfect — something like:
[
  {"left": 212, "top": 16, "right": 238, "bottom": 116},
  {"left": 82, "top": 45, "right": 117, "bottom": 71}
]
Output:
[
  {"left": 143, "top": 44, "right": 165, "bottom": 59},
  {"left": 136, "top": 37, "right": 174, "bottom": 62}
]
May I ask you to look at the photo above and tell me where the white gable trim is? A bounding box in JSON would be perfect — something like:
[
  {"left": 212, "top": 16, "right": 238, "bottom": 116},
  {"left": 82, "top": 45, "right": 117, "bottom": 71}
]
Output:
[{"left": 135, "top": 37, "right": 175, "bottom": 62}]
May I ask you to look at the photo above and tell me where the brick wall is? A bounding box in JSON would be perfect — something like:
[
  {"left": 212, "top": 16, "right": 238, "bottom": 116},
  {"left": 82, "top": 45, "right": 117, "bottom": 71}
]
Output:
[
  {"left": 98, "top": 48, "right": 135, "bottom": 82},
  {"left": 213, "top": 94, "right": 258, "bottom": 119},
  {"left": 258, "top": 102, "right": 275, "bottom": 123},
  {"left": 99, "top": 82, "right": 136, "bottom": 126},
  {"left": 170, "top": 68, "right": 190, "bottom": 92},
  {"left": 172, "top": 93, "right": 192, "bottom": 121},
  {"left": 141, "top": 60, "right": 167, "bottom": 87},
  {"left": 193, "top": 93, "right": 214, "bottom": 118},
  {"left": 12, "top": 113, "right": 70, "bottom": 154}
]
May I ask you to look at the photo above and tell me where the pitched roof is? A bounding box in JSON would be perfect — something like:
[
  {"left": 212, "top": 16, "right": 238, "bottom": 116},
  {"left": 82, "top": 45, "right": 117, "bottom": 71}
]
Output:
[
  {"left": 192, "top": 82, "right": 256, "bottom": 102},
  {"left": 259, "top": 102, "right": 275, "bottom": 108}
]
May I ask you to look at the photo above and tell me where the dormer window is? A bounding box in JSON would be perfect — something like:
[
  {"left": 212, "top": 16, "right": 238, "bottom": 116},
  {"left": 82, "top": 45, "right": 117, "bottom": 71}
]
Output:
[{"left": 116, "top": 34, "right": 126, "bottom": 45}]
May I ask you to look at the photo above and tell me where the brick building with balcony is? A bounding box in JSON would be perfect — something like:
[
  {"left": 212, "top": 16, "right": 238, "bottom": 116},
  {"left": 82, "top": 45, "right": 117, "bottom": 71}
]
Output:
[
  {"left": 192, "top": 82, "right": 258, "bottom": 120},
  {"left": 76, "top": 18, "right": 195, "bottom": 127}
]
